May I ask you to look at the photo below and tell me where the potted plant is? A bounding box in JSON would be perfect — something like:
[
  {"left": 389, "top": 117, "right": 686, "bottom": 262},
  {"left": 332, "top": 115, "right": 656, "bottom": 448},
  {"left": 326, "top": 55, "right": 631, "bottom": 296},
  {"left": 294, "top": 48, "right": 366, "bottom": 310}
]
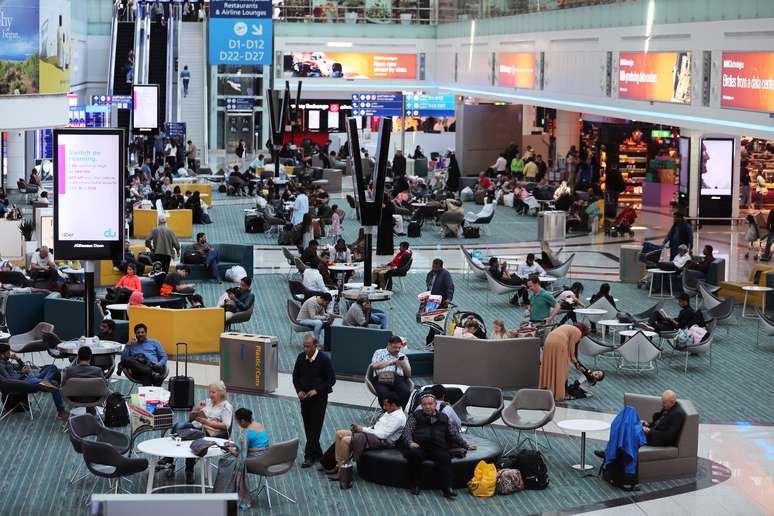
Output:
[{"left": 18, "top": 218, "right": 35, "bottom": 242}]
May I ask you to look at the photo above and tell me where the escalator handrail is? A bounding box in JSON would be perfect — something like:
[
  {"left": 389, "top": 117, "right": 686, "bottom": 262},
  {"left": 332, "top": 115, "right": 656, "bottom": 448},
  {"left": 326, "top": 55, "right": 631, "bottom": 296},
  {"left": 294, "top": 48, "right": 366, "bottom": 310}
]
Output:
[{"left": 107, "top": 2, "right": 119, "bottom": 95}]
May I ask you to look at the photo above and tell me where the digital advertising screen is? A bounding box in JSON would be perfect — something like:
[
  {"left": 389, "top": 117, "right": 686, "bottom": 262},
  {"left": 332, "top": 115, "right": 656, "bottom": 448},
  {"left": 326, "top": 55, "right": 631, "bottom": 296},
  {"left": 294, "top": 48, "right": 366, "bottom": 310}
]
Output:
[
  {"left": 132, "top": 84, "right": 159, "bottom": 132},
  {"left": 679, "top": 136, "right": 690, "bottom": 195},
  {"left": 720, "top": 52, "right": 774, "bottom": 113},
  {"left": 700, "top": 138, "right": 734, "bottom": 196},
  {"left": 618, "top": 51, "right": 691, "bottom": 104},
  {"left": 283, "top": 52, "right": 417, "bottom": 80},
  {"left": 497, "top": 53, "right": 536, "bottom": 89},
  {"left": 53, "top": 128, "right": 124, "bottom": 260}
]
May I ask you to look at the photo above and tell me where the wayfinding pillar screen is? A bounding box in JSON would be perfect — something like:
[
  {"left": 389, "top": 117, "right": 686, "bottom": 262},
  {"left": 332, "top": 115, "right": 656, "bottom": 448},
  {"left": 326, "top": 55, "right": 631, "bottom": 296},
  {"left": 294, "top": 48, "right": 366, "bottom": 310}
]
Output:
[{"left": 54, "top": 129, "right": 124, "bottom": 260}]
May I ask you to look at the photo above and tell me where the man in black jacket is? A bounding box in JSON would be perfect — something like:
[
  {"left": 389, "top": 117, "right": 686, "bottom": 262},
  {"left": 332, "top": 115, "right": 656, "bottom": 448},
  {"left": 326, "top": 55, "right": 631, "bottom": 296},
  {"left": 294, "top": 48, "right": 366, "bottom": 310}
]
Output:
[
  {"left": 391, "top": 150, "right": 406, "bottom": 177},
  {"left": 424, "top": 259, "right": 455, "bottom": 347},
  {"left": 644, "top": 389, "right": 686, "bottom": 446},
  {"left": 402, "top": 392, "right": 477, "bottom": 498},
  {"left": 293, "top": 335, "right": 336, "bottom": 468}
]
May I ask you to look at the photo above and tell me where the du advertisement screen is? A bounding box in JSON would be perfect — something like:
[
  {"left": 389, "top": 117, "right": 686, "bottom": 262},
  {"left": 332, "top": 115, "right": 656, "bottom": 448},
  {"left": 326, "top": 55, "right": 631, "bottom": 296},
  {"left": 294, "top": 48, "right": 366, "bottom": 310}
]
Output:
[
  {"left": 0, "top": 0, "right": 71, "bottom": 95},
  {"left": 720, "top": 52, "right": 774, "bottom": 113},
  {"left": 497, "top": 53, "right": 536, "bottom": 89},
  {"left": 700, "top": 138, "right": 733, "bottom": 197},
  {"left": 132, "top": 84, "right": 159, "bottom": 132},
  {"left": 283, "top": 52, "right": 417, "bottom": 80},
  {"left": 618, "top": 51, "right": 691, "bottom": 104},
  {"left": 53, "top": 129, "right": 124, "bottom": 260}
]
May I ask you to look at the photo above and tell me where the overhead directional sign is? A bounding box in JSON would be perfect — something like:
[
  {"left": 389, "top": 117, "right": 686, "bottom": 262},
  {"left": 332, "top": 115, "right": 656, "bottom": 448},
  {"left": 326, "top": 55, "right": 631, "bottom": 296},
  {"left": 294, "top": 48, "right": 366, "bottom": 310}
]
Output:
[
  {"left": 351, "top": 93, "right": 403, "bottom": 117},
  {"left": 404, "top": 93, "right": 455, "bottom": 117},
  {"left": 211, "top": 0, "right": 272, "bottom": 18},
  {"left": 225, "top": 97, "right": 255, "bottom": 112}
]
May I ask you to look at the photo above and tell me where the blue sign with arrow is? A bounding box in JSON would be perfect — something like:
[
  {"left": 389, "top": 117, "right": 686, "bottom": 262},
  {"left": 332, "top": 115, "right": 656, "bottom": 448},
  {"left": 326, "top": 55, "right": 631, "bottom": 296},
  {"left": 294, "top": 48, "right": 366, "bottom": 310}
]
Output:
[{"left": 209, "top": 18, "right": 273, "bottom": 65}]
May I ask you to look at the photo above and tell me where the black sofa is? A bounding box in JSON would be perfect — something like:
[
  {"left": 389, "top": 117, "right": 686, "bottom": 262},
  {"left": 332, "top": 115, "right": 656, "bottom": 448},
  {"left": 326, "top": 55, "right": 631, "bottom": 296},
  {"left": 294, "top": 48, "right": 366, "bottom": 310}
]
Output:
[
  {"left": 140, "top": 278, "right": 186, "bottom": 308},
  {"left": 180, "top": 243, "right": 253, "bottom": 281}
]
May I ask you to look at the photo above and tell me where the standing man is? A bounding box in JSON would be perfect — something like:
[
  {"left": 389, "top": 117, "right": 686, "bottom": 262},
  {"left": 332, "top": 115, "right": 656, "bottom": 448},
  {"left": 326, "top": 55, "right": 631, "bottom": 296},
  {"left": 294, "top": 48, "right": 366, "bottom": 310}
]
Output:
[
  {"left": 291, "top": 187, "right": 310, "bottom": 225},
  {"left": 145, "top": 215, "right": 180, "bottom": 272},
  {"left": 424, "top": 259, "right": 454, "bottom": 347},
  {"left": 292, "top": 335, "right": 336, "bottom": 468},
  {"left": 186, "top": 140, "right": 198, "bottom": 171},
  {"left": 180, "top": 65, "right": 191, "bottom": 97},
  {"left": 524, "top": 274, "right": 560, "bottom": 325}
]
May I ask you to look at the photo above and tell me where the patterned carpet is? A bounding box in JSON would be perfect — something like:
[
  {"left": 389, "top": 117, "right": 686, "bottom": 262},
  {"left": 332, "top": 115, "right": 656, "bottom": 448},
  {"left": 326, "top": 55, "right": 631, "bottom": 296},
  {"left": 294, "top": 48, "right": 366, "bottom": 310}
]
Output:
[
  {"left": 0, "top": 383, "right": 717, "bottom": 516},
  {"left": 187, "top": 272, "right": 774, "bottom": 425}
]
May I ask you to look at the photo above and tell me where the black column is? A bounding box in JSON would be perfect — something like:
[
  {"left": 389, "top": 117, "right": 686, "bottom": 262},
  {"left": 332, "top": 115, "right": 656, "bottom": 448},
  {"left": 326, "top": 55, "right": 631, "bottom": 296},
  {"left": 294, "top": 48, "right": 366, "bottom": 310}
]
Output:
[
  {"left": 85, "top": 270, "right": 96, "bottom": 337},
  {"left": 363, "top": 230, "right": 373, "bottom": 287}
]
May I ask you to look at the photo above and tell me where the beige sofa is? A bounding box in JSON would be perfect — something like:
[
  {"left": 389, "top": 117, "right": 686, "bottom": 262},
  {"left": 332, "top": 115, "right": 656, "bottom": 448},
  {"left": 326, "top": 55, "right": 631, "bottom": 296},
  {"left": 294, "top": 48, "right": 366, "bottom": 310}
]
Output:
[{"left": 624, "top": 392, "right": 699, "bottom": 482}]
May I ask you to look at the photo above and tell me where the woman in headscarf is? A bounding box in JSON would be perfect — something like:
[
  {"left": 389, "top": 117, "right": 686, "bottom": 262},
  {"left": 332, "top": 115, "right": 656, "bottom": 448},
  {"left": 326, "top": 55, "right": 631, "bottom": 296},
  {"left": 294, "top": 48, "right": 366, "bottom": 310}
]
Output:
[
  {"left": 446, "top": 152, "right": 461, "bottom": 193},
  {"left": 539, "top": 323, "right": 590, "bottom": 401}
]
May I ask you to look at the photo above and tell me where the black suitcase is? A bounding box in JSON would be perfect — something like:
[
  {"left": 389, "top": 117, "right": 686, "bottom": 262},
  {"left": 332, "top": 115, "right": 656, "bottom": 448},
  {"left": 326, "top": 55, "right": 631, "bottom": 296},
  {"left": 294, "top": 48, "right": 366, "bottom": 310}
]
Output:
[
  {"left": 245, "top": 214, "right": 265, "bottom": 233},
  {"left": 168, "top": 342, "right": 195, "bottom": 409},
  {"left": 407, "top": 221, "right": 421, "bottom": 238}
]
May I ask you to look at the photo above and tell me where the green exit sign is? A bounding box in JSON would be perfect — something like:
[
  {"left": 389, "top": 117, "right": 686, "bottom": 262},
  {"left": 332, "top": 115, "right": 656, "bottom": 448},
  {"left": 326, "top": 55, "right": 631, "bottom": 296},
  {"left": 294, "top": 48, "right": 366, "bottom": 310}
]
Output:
[{"left": 651, "top": 129, "right": 671, "bottom": 138}]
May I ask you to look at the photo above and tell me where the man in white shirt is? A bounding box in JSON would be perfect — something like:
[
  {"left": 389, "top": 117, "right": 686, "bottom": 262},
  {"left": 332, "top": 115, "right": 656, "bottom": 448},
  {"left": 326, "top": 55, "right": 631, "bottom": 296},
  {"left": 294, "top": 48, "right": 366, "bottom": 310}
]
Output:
[
  {"left": 29, "top": 246, "right": 58, "bottom": 282},
  {"left": 326, "top": 393, "right": 407, "bottom": 480},
  {"left": 491, "top": 153, "right": 508, "bottom": 173},
  {"left": 291, "top": 187, "right": 309, "bottom": 225},
  {"left": 302, "top": 267, "right": 338, "bottom": 302},
  {"left": 516, "top": 253, "right": 546, "bottom": 278}
]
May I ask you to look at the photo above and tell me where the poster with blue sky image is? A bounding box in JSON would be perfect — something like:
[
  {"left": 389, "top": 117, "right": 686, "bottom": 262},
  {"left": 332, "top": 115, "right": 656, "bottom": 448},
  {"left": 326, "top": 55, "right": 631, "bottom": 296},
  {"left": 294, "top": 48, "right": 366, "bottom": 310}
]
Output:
[{"left": 0, "top": 0, "right": 40, "bottom": 94}]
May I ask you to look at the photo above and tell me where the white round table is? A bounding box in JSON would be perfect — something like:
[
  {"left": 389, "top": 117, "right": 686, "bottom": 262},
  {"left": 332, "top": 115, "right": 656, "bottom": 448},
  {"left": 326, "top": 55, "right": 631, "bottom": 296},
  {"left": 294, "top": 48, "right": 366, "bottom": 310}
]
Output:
[
  {"left": 573, "top": 308, "right": 608, "bottom": 324},
  {"left": 61, "top": 267, "right": 85, "bottom": 275},
  {"left": 328, "top": 263, "right": 359, "bottom": 273},
  {"left": 538, "top": 276, "right": 557, "bottom": 283},
  {"left": 137, "top": 436, "right": 228, "bottom": 493},
  {"left": 106, "top": 303, "right": 130, "bottom": 320},
  {"left": 597, "top": 319, "right": 632, "bottom": 346},
  {"left": 410, "top": 202, "right": 427, "bottom": 208},
  {"left": 647, "top": 268, "right": 676, "bottom": 298},
  {"left": 742, "top": 285, "right": 773, "bottom": 319},
  {"left": 58, "top": 340, "right": 123, "bottom": 356},
  {"left": 586, "top": 297, "right": 620, "bottom": 303},
  {"left": 556, "top": 419, "right": 611, "bottom": 471},
  {"left": 342, "top": 288, "right": 393, "bottom": 302}
]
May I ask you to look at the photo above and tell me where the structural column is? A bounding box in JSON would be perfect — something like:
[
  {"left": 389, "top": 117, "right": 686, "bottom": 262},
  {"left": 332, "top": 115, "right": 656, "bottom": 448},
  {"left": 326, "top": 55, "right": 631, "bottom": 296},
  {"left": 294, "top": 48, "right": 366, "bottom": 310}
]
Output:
[
  {"left": 554, "top": 110, "right": 581, "bottom": 160},
  {"left": 6, "top": 130, "right": 26, "bottom": 190}
]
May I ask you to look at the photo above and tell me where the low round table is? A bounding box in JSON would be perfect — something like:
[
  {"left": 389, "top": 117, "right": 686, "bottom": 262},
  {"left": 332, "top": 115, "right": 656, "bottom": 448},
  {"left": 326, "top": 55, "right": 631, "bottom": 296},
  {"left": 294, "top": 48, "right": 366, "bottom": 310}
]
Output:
[
  {"left": 106, "top": 303, "right": 130, "bottom": 319},
  {"left": 556, "top": 419, "right": 611, "bottom": 471},
  {"left": 61, "top": 267, "right": 85, "bottom": 276},
  {"left": 410, "top": 202, "right": 427, "bottom": 208},
  {"left": 647, "top": 269, "right": 675, "bottom": 298},
  {"left": 342, "top": 288, "right": 393, "bottom": 302},
  {"left": 57, "top": 340, "right": 124, "bottom": 356},
  {"left": 329, "top": 263, "right": 360, "bottom": 289},
  {"left": 538, "top": 276, "right": 557, "bottom": 285},
  {"left": 742, "top": 285, "right": 773, "bottom": 318},
  {"left": 573, "top": 308, "right": 608, "bottom": 324},
  {"left": 597, "top": 319, "right": 632, "bottom": 346},
  {"left": 137, "top": 436, "right": 228, "bottom": 493}
]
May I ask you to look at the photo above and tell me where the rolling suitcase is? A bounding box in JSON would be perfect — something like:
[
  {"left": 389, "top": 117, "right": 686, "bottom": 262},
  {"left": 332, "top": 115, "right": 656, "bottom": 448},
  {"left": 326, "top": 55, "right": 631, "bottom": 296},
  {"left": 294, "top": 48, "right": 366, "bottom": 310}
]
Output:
[{"left": 168, "top": 342, "right": 195, "bottom": 409}]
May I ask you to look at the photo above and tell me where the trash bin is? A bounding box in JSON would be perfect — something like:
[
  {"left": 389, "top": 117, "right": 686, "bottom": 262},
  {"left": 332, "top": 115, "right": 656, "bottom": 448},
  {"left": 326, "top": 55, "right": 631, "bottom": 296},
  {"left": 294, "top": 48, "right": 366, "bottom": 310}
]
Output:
[
  {"left": 220, "top": 333, "right": 278, "bottom": 393},
  {"left": 537, "top": 211, "right": 566, "bottom": 241},
  {"left": 619, "top": 244, "right": 645, "bottom": 283}
]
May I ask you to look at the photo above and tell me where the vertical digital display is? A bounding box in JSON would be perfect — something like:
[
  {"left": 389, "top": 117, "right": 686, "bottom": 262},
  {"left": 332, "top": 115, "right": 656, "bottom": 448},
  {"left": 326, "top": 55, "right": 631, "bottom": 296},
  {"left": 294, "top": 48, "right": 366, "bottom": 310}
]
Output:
[
  {"left": 700, "top": 138, "right": 733, "bottom": 196},
  {"left": 53, "top": 129, "right": 124, "bottom": 260},
  {"left": 679, "top": 136, "right": 690, "bottom": 195},
  {"left": 132, "top": 84, "right": 159, "bottom": 131}
]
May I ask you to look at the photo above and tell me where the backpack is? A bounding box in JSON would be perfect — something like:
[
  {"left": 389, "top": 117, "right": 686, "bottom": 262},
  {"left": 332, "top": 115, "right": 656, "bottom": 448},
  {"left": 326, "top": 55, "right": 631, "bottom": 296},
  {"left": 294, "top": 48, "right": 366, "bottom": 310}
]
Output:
[
  {"left": 218, "top": 184, "right": 227, "bottom": 193},
  {"left": 515, "top": 449, "right": 549, "bottom": 490},
  {"left": 495, "top": 468, "right": 525, "bottom": 495},
  {"left": 183, "top": 249, "right": 206, "bottom": 264},
  {"left": 600, "top": 454, "right": 638, "bottom": 490},
  {"left": 463, "top": 226, "right": 480, "bottom": 239},
  {"left": 103, "top": 392, "right": 129, "bottom": 427},
  {"left": 407, "top": 221, "right": 421, "bottom": 238}
]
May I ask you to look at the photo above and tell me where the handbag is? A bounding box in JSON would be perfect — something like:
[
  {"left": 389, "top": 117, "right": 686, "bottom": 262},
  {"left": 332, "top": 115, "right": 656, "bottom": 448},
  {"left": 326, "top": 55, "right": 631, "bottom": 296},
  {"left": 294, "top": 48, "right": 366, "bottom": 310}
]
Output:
[
  {"left": 190, "top": 439, "right": 216, "bottom": 457},
  {"left": 376, "top": 371, "right": 395, "bottom": 385},
  {"left": 467, "top": 460, "right": 497, "bottom": 497},
  {"left": 176, "top": 428, "right": 206, "bottom": 441}
]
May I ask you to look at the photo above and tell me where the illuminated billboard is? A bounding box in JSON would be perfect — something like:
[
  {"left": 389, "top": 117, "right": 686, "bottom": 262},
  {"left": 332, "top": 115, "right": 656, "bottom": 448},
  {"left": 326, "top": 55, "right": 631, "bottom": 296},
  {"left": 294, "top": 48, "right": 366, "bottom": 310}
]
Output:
[
  {"left": 721, "top": 52, "right": 774, "bottom": 113},
  {"left": 497, "top": 53, "right": 536, "bottom": 89},
  {"left": 283, "top": 52, "right": 417, "bottom": 80},
  {"left": 618, "top": 51, "right": 691, "bottom": 104},
  {"left": 132, "top": 84, "right": 159, "bottom": 132}
]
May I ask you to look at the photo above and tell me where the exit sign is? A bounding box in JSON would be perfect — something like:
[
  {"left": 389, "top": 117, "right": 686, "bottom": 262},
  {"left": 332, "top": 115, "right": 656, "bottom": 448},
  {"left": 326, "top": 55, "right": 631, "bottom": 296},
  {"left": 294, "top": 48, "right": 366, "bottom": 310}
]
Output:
[{"left": 651, "top": 129, "right": 671, "bottom": 138}]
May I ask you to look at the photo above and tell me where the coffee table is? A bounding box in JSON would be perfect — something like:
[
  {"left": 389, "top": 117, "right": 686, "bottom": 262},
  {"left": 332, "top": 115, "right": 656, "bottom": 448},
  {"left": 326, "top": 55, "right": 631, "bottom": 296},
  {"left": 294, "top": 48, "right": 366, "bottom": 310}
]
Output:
[
  {"left": 573, "top": 308, "right": 608, "bottom": 324},
  {"left": 556, "top": 419, "right": 611, "bottom": 471},
  {"left": 597, "top": 319, "right": 632, "bottom": 346},
  {"left": 137, "top": 436, "right": 228, "bottom": 493},
  {"left": 742, "top": 285, "right": 773, "bottom": 319},
  {"left": 647, "top": 269, "right": 675, "bottom": 298}
]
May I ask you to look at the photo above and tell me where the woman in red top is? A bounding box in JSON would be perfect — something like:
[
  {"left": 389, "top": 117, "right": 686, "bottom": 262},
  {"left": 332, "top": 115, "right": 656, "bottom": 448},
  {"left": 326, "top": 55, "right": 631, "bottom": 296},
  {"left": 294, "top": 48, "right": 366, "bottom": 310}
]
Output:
[{"left": 115, "top": 263, "right": 142, "bottom": 292}]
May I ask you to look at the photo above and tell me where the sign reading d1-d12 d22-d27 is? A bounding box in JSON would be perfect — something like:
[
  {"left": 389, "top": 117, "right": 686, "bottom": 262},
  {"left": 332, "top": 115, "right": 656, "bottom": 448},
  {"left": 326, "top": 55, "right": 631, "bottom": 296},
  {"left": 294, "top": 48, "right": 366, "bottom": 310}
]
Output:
[{"left": 209, "top": 18, "right": 273, "bottom": 65}]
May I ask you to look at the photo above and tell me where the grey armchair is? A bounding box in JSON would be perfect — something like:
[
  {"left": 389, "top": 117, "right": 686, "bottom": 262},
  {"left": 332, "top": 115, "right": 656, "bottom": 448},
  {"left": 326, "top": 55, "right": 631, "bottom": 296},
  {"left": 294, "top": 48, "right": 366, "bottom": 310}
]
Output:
[
  {"left": 578, "top": 335, "right": 613, "bottom": 367},
  {"left": 286, "top": 299, "right": 312, "bottom": 346},
  {"left": 708, "top": 296, "right": 736, "bottom": 335},
  {"left": 9, "top": 322, "right": 55, "bottom": 363},
  {"left": 545, "top": 253, "right": 574, "bottom": 280},
  {"left": 81, "top": 439, "right": 148, "bottom": 496},
  {"left": 623, "top": 393, "right": 698, "bottom": 482},
  {"left": 0, "top": 375, "right": 40, "bottom": 422},
  {"left": 485, "top": 272, "right": 524, "bottom": 304},
  {"left": 452, "top": 386, "right": 504, "bottom": 443},
  {"left": 61, "top": 377, "right": 110, "bottom": 415},
  {"left": 225, "top": 297, "right": 255, "bottom": 331},
  {"left": 460, "top": 245, "right": 487, "bottom": 282},
  {"left": 282, "top": 247, "right": 298, "bottom": 277},
  {"left": 501, "top": 388, "right": 556, "bottom": 453},
  {"left": 68, "top": 413, "right": 131, "bottom": 484},
  {"left": 755, "top": 306, "right": 774, "bottom": 347},
  {"left": 698, "top": 282, "right": 723, "bottom": 310},
  {"left": 245, "top": 438, "right": 300, "bottom": 509}
]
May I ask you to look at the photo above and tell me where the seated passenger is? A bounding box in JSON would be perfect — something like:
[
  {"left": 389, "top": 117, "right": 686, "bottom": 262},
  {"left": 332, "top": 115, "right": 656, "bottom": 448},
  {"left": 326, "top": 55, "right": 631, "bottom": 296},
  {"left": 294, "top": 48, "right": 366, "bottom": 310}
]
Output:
[
  {"left": 0, "top": 343, "right": 67, "bottom": 420},
  {"left": 370, "top": 336, "right": 411, "bottom": 407},
  {"left": 118, "top": 323, "right": 168, "bottom": 386},
  {"left": 61, "top": 346, "right": 106, "bottom": 413},
  {"left": 324, "top": 394, "right": 407, "bottom": 484},
  {"left": 190, "top": 232, "right": 220, "bottom": 282},
  {"left": 297, "top": 293, "right": 334, "bottom": 339},
  {"left": 161, "top": 265, "right": 194, "bottom": 295},
  {"left": 557, "top": 282, "right": 586, "bottom": 324},
  {"left": 686, "top": 245, "right": 714, "bottom": 280},
  {"left": 345, "top": 294, "right": 388, "bottom": 330},
  {"left": 373, "top": 241, "right": 412, "bottom": 290},
  {"left": 402, "top": 392, "right": 476, "bottom": 498},
  {"left": 646, "top": 293, "right": 700, "bottom": 332},
  {"left": 453, "top": 317, "right": 485, "bottom": 339},
  {"left": 115, "top": 263, "right": 142, "bottom": 292},
  {"left": 516, "top": 253, "right": 546, "bottom": 279},
  {"left": 220, "top": 277, "right": 255, "bottom": 321},
  {"left": 412, "top": 384, "right": 461, "bottom": 430}
]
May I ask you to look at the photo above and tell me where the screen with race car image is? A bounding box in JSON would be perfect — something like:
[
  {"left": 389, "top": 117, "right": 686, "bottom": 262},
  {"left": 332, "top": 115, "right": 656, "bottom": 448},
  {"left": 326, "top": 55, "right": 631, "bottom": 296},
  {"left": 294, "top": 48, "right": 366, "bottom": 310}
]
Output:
[{"left": 283, "top": 52, "right": 417, "bottom": 80}]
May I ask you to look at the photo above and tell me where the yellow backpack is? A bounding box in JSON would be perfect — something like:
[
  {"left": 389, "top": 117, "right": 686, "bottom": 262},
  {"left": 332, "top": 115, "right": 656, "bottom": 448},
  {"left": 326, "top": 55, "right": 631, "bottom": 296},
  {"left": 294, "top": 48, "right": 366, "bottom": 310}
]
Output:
[{"left": 467, "top": 460, "right": 497, "bottom": 497}]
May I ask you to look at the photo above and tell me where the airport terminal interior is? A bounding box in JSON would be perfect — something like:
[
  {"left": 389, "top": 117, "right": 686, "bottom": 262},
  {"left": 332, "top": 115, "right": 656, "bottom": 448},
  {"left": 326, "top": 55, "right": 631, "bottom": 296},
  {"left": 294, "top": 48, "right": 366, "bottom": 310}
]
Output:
[{"left": 1, "top": 0, "right": 774, "bottom": 514}]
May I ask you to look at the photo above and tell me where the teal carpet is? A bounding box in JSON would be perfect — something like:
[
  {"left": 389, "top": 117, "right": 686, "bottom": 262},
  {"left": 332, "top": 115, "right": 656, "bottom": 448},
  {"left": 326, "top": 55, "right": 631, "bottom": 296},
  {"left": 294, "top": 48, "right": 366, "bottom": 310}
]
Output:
[
  {"left": 196, "top": 195, "right": 542, "bottom": 246},
  {"left": 0, "top": 383, "right": 713, "bottom": 516},
  {"left": 184, "top": 272, "right": 774, "bottom": 425}
]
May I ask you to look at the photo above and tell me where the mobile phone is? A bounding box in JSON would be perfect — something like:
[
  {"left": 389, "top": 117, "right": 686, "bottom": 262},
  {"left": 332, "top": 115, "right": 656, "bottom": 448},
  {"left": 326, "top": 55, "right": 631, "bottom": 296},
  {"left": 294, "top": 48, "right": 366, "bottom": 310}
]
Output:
[{"left": 398, "top": 356, "right": 405, "bottom": 361}]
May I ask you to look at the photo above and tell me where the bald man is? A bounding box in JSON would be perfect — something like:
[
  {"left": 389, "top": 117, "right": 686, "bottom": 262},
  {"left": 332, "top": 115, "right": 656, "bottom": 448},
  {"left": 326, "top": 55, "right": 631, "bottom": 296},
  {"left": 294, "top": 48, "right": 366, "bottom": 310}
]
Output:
[{"left": 642, "top": 389, "right": 686, "bottom": 447}]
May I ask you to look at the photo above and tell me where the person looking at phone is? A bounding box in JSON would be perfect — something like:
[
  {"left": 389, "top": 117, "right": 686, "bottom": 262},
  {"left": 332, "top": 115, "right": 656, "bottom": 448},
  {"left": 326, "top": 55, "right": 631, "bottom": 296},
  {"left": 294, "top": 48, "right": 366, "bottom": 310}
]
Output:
[
  {"left": 370, "top": 336, "right": 412, "bottom": 407},
  {"left": 118, "top": 323, "right": 167, "bottom": 386}
]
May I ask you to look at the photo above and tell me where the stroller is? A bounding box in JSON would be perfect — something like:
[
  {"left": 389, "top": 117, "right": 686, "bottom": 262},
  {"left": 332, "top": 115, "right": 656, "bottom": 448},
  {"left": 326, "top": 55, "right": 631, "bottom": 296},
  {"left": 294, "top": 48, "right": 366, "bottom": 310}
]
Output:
[
  {"left": 449, "top": 310, "right": 488, "bottom": 338},
  {"left": 607, "top": 207, "right": 638, "bottom": 236}
]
